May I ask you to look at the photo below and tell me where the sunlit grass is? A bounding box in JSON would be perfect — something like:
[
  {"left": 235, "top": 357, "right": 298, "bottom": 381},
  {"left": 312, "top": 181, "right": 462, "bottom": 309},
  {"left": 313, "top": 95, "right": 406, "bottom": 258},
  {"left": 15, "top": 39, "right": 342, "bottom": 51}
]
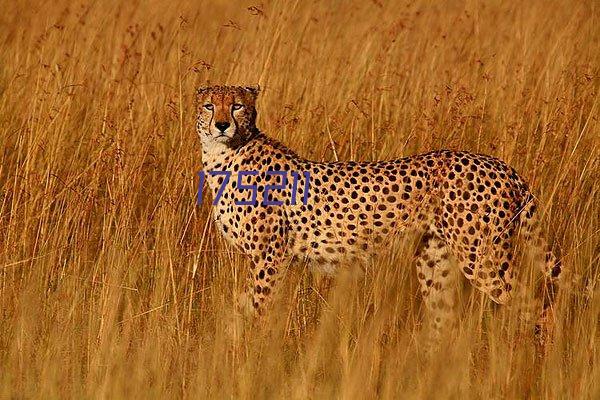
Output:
[{"left": 0, "top": 0, "right": 598, "bottom": 398}]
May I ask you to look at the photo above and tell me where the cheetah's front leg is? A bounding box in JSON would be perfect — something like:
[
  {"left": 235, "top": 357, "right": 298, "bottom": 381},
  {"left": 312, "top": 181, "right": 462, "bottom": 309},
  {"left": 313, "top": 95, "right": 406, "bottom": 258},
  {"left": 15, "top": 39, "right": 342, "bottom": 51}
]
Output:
[
  {"left": 239, "top": 212, "right": 288, "bottom": 318},
  {"left": 248, "top": 258, "right": 283, "bottom": 316}
]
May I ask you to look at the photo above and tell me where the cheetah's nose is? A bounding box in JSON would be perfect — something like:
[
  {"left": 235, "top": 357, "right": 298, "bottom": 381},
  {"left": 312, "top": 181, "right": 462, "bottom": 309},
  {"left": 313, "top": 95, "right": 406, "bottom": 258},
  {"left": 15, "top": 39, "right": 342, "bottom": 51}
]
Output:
[{"left": 215, "top": 121, "right": 230, "bottom": 132}]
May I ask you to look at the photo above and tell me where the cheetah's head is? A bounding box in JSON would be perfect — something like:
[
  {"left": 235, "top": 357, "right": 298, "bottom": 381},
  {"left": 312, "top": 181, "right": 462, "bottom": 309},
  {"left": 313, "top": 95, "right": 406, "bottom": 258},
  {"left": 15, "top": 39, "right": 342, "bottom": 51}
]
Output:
[{"left": 196, "top": 85, "right": 260, "bottom": 150}]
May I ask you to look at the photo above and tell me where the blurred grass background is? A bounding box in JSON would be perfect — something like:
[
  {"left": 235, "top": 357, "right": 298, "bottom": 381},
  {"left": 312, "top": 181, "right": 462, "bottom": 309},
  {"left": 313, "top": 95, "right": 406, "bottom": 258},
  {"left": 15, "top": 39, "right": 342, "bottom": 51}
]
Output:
[{"left": 0, "top": 0, "right": 598, "bottom": 398}]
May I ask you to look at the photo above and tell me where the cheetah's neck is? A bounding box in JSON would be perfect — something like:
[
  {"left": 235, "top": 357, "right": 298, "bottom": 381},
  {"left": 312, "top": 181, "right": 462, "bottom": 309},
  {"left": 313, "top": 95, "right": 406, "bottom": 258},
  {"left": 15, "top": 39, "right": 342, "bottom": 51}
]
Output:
[{"left": 201, "top": 132, "right": 302, "bottom": 171}]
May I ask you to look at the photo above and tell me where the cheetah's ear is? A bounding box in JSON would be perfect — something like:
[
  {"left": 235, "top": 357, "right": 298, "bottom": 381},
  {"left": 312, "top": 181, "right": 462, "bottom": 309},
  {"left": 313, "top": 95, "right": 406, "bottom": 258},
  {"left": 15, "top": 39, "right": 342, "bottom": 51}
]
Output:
[
  {"left": 244, "top": 85, "right": 260, "bottom": 97},
  {"left": 197, "top": 87, "right": 210, "bottom": 97}
]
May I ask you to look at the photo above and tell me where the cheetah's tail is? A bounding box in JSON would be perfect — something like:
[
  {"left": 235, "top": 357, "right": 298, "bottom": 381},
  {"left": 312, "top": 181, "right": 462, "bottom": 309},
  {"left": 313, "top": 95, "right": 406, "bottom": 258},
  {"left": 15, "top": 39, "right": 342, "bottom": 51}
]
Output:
[
  {"left": 516, "top": 193, "right": 563, "bottom": 293},
  {"left": 516, "top": 192, "right": 563, "bottom": 349}
]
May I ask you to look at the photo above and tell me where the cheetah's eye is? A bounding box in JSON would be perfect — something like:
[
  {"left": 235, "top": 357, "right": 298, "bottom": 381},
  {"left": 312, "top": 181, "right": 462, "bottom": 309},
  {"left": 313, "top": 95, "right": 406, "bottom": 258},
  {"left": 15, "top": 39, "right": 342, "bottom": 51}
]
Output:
[
  {"left": 203, "top": 104, "right": 214, "bottom": 110},
  {"left": 232, "top": 103, "right": 244, "bottom": 111}
]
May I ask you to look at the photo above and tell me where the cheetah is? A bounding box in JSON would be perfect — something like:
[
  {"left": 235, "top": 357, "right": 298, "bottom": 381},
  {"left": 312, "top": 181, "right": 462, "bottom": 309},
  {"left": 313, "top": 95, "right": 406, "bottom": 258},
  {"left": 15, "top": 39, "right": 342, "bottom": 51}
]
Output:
[{"left": 196, "top": 85, "right": 562, "bottom": 349}]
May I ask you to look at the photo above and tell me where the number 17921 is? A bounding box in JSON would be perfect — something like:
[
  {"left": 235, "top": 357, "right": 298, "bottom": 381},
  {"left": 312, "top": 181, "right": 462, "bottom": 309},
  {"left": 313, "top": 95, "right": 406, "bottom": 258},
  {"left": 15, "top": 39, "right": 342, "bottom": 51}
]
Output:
[{"left": 197, "top": 170, "right": 310, "bottom": 206}]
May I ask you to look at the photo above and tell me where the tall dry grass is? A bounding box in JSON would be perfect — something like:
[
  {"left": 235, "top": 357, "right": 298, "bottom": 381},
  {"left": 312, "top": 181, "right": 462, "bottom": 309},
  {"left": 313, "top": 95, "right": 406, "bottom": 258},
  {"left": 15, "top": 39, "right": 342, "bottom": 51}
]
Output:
[{"left": 0, "top": 0, "right": 598, "bottom": 398}]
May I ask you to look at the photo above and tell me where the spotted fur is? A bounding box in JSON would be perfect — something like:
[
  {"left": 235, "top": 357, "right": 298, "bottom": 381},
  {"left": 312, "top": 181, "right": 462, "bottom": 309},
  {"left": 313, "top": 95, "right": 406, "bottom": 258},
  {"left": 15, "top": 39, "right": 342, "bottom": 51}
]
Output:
[{"left": 196, "top": 85, "right": 562, "bottom": 347}]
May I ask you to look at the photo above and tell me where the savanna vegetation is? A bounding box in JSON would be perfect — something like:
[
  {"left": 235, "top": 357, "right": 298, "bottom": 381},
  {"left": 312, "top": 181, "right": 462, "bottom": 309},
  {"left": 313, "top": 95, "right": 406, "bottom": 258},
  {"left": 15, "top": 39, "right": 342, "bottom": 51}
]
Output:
[{"left": 0, "top": 0, "right": 598, "bottom": 398}]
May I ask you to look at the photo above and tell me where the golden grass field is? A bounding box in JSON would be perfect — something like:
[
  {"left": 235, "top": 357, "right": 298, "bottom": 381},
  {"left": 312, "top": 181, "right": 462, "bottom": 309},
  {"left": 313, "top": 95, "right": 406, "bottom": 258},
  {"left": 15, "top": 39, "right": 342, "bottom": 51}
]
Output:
[{"left": 0, "top": 0, "right": 599, "bottom": 398}]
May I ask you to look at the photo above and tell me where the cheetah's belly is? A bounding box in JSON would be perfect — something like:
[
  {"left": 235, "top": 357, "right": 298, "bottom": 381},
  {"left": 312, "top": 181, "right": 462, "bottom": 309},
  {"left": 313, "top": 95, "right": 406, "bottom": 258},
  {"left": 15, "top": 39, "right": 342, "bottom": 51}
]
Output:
[{"left": 285, "top": 200, "right": 432, "bottom": 273}]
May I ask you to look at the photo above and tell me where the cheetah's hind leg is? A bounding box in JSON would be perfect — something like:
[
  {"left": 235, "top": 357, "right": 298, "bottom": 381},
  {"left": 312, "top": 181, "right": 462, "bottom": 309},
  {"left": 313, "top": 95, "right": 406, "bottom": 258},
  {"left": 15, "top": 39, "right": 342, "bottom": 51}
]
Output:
[{"left": 415, "top": 231, "right": 460, "bottom": 353}]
